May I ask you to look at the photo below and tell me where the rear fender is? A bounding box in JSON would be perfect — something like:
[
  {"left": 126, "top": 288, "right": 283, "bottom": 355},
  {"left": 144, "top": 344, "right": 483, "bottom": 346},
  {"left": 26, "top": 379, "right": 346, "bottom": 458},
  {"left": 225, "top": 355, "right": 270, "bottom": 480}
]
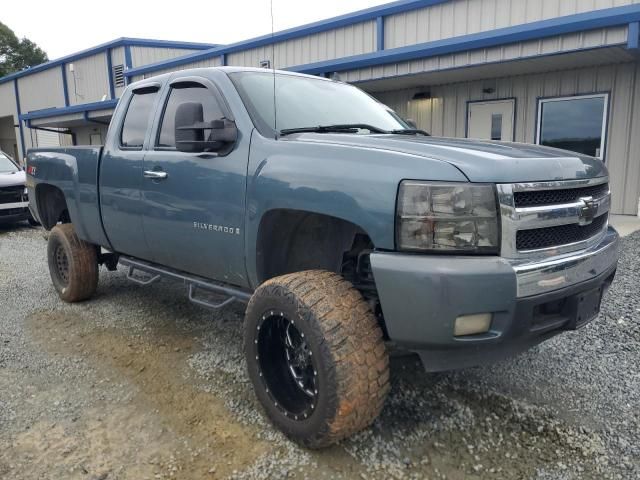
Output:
[{"left": 27, "top": 148, "right": 110, "bottom": 247}]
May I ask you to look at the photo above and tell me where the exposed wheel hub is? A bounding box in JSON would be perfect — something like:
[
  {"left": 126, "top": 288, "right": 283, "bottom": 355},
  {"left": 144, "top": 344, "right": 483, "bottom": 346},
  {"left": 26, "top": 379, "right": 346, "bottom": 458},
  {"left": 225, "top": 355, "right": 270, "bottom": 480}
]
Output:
[
  {"left": 54, "top": 245, "right": 69, "bottom": 284},
  {"left": 256, "top": 312, "right": 318, "bottom": 419}
]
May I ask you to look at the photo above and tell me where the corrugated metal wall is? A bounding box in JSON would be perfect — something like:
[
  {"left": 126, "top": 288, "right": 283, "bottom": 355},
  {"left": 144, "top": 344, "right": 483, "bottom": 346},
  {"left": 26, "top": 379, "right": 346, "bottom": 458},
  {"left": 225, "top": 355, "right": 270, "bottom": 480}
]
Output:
[
  {"left": 30, "top": 129, "right": 62, "bottom": 148},
  {"left": 373, "top": 62, "right": 640, "bottom": 215},
  {"left": 129, "top": 47, "right": 200, "bottom": 67},
  {"left": 65, "top": 52, "right": 111, "bottom": 105},
  {"left": 227, "top": 21, "right": 377, "bottom": 69},
  {"left": 0, "top": 82, "right": 17, "bottom": 115},
  {"left": 137, "top": 56, "right": 224, "bottom": 81},
  {"left": 384, "top": 0, "right": 640, "bottom": 49},
  {"left": 17, "top": 68, "right": 65, "bottom": 112},
  {"left": 343, "top": 27, "right": 629, "bottom": 83}
]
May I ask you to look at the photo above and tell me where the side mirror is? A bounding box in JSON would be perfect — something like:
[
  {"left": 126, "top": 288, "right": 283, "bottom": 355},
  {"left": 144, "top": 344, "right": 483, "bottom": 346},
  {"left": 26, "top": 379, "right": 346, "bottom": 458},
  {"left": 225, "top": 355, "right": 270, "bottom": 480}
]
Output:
[
  {"left": 175, "top": 102, "right": 204, "bottom": 153},
  {"left": 175, "top": 102, "right": 238, "bottom": 154},
  {"left": 405, "top": 118, "right": 418, "bottom": 129}
]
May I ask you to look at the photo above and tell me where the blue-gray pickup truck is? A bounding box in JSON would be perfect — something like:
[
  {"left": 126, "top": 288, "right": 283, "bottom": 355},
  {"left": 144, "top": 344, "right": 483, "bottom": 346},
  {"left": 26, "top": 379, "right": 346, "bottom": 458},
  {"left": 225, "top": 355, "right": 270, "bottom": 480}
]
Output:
[{"left": 26, "top": 67, "right": 620, "bottom": 447}]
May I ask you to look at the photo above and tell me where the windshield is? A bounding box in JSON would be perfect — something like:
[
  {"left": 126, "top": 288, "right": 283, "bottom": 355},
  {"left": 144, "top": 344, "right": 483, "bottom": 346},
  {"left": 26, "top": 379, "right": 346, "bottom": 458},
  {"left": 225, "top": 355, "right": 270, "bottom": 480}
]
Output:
[
  {"left": 229, "top": 71, "right": 408, "bottom": 136},
  {"left": 0, "top": 152, "right": 18, "bottom": 174}
]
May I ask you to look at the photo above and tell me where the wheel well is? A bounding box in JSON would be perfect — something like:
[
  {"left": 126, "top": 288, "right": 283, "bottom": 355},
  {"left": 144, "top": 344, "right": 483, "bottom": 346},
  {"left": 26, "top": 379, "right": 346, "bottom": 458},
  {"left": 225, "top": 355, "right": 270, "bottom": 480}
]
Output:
[
  {"left": 256, "top": 209, "right": 386, "bottom": 338},
  {"left": 35, "top": 184, "right": 70, "bottom": 229},
  {"left": 256, "top": 210, "right": 371, "bottom": 284}
]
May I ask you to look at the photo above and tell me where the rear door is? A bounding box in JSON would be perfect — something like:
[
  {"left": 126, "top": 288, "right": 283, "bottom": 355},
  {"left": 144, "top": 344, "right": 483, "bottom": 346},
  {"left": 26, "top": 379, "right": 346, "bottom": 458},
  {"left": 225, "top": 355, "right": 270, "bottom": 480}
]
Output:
[
  {"left": 100, "top": 85, "right": 159, "bottom": 260},
  {"left": 140, "top": 76, "right": 249, "bottom": 287}
]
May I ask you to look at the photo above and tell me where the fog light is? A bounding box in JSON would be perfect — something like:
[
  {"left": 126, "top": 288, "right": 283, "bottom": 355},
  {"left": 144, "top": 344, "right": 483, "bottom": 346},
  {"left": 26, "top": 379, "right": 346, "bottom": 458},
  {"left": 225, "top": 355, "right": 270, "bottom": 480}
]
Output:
[{"left": 454, "top": 313, "right": 492, "bottom": 337}]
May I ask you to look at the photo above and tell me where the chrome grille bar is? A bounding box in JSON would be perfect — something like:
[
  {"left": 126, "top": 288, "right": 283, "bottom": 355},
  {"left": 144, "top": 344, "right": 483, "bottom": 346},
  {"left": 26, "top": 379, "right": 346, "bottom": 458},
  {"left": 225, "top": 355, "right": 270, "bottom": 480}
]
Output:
[{"left": 497, "top": 177, "right": 610, "bottom": 260}]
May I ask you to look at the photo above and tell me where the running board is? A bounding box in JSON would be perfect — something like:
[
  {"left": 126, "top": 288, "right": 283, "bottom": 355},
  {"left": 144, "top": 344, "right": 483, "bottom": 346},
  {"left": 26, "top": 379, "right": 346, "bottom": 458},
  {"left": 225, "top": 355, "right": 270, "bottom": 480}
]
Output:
[{"left": 119, "top": 256, "right": 252, "bottom": 310}]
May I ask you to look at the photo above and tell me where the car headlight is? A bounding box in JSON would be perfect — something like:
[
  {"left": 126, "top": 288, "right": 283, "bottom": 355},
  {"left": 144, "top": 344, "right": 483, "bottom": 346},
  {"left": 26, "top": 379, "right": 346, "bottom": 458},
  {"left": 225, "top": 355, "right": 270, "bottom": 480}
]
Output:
[{"left": 396, "top": 181, "right": 499, "bottom": 253}]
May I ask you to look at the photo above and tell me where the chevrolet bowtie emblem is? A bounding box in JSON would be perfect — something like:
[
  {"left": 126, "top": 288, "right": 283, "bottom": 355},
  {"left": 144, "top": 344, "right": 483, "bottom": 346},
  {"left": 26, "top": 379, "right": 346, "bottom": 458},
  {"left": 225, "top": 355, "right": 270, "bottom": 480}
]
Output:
[{"left": 578, "top": 196, "right": 599, "bottom": 225}]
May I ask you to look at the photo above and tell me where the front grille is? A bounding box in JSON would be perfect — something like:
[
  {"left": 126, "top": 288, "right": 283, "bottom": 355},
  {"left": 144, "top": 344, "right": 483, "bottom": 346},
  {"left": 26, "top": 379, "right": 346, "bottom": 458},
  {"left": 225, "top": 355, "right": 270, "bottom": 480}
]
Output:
[
  {"left": 516, "top": 214, "right": 608, "bottom": 251},
  {"left": 0, "top": 185, "right": 24, "bottom": 205},
  {"left": 514, "top": 183, "right": 609, "bottom": 208}
]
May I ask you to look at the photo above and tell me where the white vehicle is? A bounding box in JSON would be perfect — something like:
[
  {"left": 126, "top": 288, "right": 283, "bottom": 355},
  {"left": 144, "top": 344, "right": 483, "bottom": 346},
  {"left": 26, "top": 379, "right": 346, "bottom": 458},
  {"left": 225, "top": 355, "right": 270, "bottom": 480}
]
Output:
[{"left": 0, "top": 151, "right": 37, "bottom": 226}]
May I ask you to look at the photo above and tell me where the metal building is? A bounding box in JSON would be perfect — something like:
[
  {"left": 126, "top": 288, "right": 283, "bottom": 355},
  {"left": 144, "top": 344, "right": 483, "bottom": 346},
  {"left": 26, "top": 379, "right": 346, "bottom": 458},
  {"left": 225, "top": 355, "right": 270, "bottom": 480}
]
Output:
[{"left": 1, "top": 0, "right": 640, "bottom": 215}]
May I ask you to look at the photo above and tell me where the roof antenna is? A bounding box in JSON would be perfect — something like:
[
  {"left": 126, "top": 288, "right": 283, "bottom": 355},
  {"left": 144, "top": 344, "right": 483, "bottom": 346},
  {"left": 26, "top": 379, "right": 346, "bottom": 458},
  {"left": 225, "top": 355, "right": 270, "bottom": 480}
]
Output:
[{"left": 270, "top": 0, "right": 278, "bottom": 138}]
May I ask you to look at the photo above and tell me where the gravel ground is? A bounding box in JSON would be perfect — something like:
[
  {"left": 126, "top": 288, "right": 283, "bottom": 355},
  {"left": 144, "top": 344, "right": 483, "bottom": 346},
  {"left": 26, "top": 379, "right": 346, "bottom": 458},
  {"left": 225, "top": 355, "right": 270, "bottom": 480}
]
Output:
[{"left": 0, "top": 224, "right": 638, "bottom": 480}]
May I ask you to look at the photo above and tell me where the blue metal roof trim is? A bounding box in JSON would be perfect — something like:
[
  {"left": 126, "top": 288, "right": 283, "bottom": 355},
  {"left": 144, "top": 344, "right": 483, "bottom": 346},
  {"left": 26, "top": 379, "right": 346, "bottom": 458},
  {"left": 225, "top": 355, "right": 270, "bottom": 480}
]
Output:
[
  {"left": 125, "top": 0, "right": 451, "bottom": 78},
  {"left": 287, "top": 4, "right": 640, "bottom": 75},
  {"left": 126, "top": 3, "right": 640, "bottom": 80},
  {"left": 21, "top": 99, "right": 119, "bottom": 121},
  {"left": 0, "top": 38, "right": 218, "bottom": 85}
]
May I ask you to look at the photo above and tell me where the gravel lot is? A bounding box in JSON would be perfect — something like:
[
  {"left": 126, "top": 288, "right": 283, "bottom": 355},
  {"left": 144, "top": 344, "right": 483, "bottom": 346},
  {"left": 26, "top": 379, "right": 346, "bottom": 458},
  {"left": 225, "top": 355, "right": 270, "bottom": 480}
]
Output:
[{"left": 0, "top": 224, "right": 638, "bottom": 480}]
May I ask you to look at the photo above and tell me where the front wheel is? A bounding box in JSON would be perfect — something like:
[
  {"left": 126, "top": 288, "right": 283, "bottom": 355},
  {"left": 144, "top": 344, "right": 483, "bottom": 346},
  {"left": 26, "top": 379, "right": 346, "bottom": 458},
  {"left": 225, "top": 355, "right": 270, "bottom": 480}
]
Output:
[
  {"left": 244, "top": 270, "right": 389, "bottom": 448},
  {"left": 47, "top": 224, "right": 98, "bottom": 302}
]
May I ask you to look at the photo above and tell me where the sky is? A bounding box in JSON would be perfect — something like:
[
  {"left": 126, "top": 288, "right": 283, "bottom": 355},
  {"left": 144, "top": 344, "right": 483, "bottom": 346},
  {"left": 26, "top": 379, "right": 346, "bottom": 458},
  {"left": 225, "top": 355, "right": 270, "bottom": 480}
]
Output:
[{"left": 2, "top": 0, "right": 389, "bottom": 60}]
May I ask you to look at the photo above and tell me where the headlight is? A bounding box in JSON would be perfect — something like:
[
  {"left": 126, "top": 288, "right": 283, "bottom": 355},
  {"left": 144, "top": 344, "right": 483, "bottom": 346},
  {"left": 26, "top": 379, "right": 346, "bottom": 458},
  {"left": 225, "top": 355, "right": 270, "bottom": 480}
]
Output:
[{"left": 396, "top": 181, "right": 499, "bottom": 253}]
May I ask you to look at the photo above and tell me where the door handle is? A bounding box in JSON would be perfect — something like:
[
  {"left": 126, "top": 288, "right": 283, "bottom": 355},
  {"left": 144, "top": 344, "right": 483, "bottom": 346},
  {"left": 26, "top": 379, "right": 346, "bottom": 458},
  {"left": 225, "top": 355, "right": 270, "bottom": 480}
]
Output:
[{"left": 143, "top": 170, "right": 168, "bottom": 180}]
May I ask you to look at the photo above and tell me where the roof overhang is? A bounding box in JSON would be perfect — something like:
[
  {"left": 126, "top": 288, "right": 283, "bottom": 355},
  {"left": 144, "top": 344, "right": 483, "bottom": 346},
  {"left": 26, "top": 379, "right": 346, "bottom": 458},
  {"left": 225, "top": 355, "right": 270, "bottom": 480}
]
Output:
[
  {"left": 357, "top": 45, "right": 637, "bottom": 92},
  {"left": 23, "top": 100, "right": 116, "bottom": 128}
]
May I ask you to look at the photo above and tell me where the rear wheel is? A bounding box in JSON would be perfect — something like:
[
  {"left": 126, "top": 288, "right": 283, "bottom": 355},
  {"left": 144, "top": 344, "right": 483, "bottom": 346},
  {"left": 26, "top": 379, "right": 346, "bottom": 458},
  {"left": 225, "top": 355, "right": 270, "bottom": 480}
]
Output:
[
  {"left": 244, "top": 270, "right": 389, "bottom": 448},
  {"left": 47, "top": 224, "right": 98, "bottom": 302}
]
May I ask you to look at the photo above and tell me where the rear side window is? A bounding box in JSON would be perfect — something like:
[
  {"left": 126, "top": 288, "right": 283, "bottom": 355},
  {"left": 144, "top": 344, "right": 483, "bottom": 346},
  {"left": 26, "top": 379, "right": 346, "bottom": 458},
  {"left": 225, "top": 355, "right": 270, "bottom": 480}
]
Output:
[
  {"left": 120, "top": 89, "right": 158, "bottom": 148},
  {"left": 157, "top": 84, "right": 225, "bottom": 148}
]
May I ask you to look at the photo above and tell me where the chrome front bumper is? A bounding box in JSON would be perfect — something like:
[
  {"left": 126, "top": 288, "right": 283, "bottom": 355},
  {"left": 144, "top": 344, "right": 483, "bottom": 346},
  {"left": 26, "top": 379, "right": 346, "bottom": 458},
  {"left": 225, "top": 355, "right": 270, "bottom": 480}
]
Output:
[{"left": 512, "top": 227, "right": 619, "bottom": 297}]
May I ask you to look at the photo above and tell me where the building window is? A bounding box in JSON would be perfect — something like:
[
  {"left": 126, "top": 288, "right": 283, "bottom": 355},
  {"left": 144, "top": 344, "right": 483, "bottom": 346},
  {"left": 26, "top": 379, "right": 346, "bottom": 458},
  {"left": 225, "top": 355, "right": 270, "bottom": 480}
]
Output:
[{"left": 537, "top": 94, "right": 608, "bottom": 159}]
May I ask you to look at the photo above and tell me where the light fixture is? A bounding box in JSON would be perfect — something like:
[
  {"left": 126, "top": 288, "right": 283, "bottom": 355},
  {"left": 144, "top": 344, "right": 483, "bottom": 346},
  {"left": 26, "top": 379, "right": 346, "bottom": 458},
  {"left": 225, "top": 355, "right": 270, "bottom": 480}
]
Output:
[{"left": 412, "top": 91, "right": 431, "bottom": 100}]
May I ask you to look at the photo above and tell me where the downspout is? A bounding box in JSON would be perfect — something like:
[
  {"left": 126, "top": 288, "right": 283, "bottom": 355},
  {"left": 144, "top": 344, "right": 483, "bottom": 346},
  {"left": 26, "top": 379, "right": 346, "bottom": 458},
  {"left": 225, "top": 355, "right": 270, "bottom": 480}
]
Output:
[{"left": 13, "top": 80, "right": 26, "bottom": 160}]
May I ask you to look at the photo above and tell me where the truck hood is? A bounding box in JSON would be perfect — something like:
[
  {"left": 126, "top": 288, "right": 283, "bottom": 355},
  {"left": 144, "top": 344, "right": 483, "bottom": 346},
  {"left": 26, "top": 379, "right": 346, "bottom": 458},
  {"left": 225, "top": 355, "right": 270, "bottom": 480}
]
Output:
[
  {"left": 0, "top": 170, "right": 25, "bottom": 188},
  {"left": 285, "top": 134, "right": 607, "bottom": 183}
]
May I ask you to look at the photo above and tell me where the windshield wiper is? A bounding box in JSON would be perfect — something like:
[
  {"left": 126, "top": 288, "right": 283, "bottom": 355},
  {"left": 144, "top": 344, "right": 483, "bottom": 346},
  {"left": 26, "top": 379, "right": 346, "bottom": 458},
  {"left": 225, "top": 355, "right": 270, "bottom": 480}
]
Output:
[
  {"left": 279, "top": 124, "right": 389, "bottom": 136},
  {"left": 389, "top": 129, "right": 431, "bottom": 136}
]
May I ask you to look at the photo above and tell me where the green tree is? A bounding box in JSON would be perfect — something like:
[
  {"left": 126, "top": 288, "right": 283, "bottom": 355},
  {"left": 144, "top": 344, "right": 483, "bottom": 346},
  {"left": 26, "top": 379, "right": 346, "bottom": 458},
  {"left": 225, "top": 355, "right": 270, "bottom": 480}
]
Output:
[{"left": 0, "top": 22, "right": 48, "bottom": 77}]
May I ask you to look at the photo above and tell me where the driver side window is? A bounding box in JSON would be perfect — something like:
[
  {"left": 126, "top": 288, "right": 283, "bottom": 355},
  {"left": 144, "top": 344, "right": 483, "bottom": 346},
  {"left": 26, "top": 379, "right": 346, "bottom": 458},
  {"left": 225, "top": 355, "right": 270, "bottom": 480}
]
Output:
[{"left": 157, "top": 84, "right": 225, "bottom": 148}]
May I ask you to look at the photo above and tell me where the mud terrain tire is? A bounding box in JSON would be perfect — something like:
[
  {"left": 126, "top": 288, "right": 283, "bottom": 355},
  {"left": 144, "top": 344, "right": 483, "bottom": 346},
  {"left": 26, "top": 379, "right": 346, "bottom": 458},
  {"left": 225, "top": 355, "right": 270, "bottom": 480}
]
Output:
[{"left": 244, "top": 270, "right": 389, "bottom": 448}]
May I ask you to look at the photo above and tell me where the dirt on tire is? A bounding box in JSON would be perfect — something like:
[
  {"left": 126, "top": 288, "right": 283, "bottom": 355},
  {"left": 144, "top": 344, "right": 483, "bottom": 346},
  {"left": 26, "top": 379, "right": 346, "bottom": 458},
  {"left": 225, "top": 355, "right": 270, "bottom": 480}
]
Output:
[{"left": 244, "top": 270, "right": 390, "bottom": 448}]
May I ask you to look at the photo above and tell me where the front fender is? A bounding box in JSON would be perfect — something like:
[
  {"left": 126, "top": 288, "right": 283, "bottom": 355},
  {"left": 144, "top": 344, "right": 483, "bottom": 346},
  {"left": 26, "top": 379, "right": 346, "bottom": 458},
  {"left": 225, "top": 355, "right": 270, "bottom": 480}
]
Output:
[{"left": 244, "top": 133, "right": 467, "bottom": 287}]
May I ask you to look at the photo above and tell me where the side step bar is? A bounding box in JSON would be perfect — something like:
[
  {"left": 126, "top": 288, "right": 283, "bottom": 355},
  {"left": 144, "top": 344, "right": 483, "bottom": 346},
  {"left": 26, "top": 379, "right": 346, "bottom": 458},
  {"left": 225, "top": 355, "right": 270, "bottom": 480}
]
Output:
[{"left": 119, "top": 256, "right": 252, "bottom": 310}]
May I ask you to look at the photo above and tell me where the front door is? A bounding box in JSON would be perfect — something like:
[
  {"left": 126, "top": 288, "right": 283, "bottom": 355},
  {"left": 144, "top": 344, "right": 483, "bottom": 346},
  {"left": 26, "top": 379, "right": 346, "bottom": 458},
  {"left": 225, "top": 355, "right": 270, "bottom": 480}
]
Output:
[
  {"left": 140, "top": 78, "right": 249, "bottom": 288},
  {"left": 467, "top": 99, "right": 515, "bottom": 142}
]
